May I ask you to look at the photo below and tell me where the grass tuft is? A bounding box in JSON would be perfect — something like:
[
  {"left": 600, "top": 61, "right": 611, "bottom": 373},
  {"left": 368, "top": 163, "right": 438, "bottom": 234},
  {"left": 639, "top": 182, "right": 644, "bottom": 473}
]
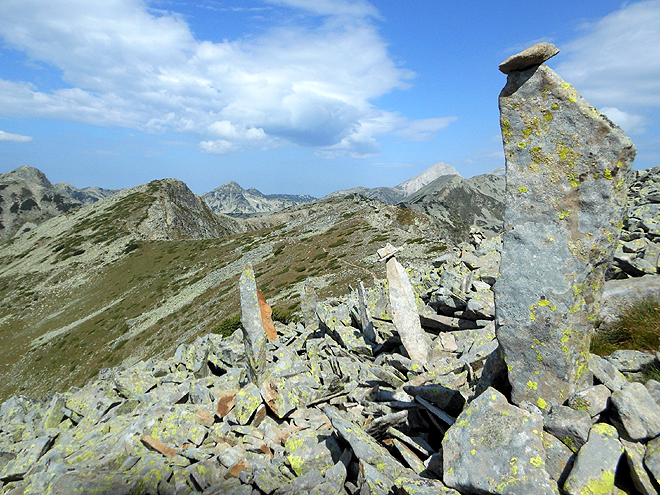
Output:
[{"left": 591, "top": 297, "right": 660, "bottom": 357}]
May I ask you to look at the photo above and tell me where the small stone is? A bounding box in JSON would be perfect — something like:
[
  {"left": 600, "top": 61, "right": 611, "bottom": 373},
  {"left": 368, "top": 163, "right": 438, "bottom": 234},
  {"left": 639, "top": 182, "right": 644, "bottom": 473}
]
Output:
[
  {"left": 140, "top": 435, "right": 177, "bottom": 458},
  {"left": 611, "top": 382, "right": 660, "bottom": 441},
  {"left": 498, "top": 42, "right": 559, "bottom": 74},
  {"left": 563, "top": 424, "right": 623, "bottom": 495}
]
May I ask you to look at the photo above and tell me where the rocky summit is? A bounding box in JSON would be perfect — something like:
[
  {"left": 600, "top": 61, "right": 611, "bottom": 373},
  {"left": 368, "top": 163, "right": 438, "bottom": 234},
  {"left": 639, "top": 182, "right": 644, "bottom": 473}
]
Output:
[{"left": 1, "top": 44, "right": 660, "bottom": 495}]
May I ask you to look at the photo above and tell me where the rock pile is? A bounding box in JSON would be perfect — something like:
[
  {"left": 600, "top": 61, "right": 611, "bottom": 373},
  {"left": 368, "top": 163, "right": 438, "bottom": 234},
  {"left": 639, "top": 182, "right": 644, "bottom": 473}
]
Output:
[{"left": 0, "top": 235, "right": 657, "bottom": 494}]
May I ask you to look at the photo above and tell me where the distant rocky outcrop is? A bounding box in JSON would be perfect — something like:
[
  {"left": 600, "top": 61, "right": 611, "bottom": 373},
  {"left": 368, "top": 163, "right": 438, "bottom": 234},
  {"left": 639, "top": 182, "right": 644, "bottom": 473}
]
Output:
[
  {"left": 0, "top": 166, "right": 118, "bottom": 242},
  {"left": 405, "top": 173, "right": 505, "bottom": 241},
  {"left": 202, "top": 181, "right": 315, "bottom": 218},
  {"left": 328, "top": 162, "right": 460, "bottom": 205}
]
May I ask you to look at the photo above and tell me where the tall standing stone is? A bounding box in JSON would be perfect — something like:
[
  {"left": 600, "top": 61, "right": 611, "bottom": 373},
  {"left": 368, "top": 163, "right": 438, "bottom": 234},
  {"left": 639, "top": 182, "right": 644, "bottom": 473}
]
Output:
[
  {"left": 495, "top": 43, "right": 636, "bottom": 409},
  {"left": 386, "top": 257, "right": 431, "bottom": 364},
  {"left": 239, "top": 264, "right": 268, "bottom": 384}
]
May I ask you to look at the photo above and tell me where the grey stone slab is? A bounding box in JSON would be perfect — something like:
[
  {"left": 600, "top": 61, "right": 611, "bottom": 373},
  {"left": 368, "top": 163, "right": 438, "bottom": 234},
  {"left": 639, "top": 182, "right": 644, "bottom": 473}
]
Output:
[
  {"left": 442, "top": 387, "right": 556, "bottom": 494},
  {"left": 387, "top": 257, "right": 431, "bottom": 364},
  {"left": 611, "top": 382, "right": 660, "bottom": 441},
  {"left": 239, "top": 263, "right": 267, "bottom": 384},
  {"left": 621, "top": 439, "right": 658, "bottom": 495},
  {"left": 543, "top": 405, "right": 592, "bottom": 453},
  {"left": 563, "top": 424, "right": 623, "bottom": 495},
  {"left": 499, "top": 42, "right": 560, "bottom": 74}
]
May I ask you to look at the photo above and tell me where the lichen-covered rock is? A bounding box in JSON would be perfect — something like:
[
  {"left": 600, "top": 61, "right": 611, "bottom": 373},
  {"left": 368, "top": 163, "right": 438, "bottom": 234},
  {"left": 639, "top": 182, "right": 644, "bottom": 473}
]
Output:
[
  {"left": 621, "top": 439, "right": 658, "bottom": 495},
  {"left": 496, "top": 52, "right": 636, "bottom": 409},
  {"left": 563, "top": 423, "right": 623, "bottom": 495},
  {"left": 543, "top": 405, "right": 592, "bottom": 453},
  {"left": 283, "top": 429, "right": 341, "bottom": 476},
  {"left": 541, "top": 431, "right": 575, "bottom": 486},
  {"left": 239, "top": 263, "right": 268, "bottom": 384},
  {"left": 611, "top": 382, "right": 660, "bottom": 441},
  {"left": 606, "top": 349, "right": 656, "bottom": 373},
  {"left": 234, "top": 383, "right": 263, "bottom": 426},
  {"left": 567, "top": 384, "right": 611, "bottom": 418},
  {"left": 324, "top": 407, "right": 407, "bottom": 479},
  {"left": 442, "top": 387, "right": 556, "bottom": 494},
  {"left": 387, "top": 257, "right": 432, "bottom": 364},
  {"left": 644, "top": 435, "right": 660, "bottom": 485}
]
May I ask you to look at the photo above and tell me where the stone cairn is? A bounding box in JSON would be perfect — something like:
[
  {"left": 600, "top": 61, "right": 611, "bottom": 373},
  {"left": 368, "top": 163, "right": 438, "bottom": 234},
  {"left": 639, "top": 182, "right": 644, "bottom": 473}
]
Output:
[{"left": 1, "top": 43, "right": 660, "bottom": 495}]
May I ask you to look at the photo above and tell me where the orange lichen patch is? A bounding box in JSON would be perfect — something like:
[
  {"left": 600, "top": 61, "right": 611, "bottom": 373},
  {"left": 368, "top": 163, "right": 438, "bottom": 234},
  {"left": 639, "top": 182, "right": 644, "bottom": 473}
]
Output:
[
  {"left": 195, "top": 409, "right": 215, "bottom": 427},
  {"left": 140, "top": 435, "right": 177, "bottom": 458},
  {"left": 216, "top": 389, "right": 237, "bottom": 418},
  {"left": 257, "top": 290, "right": 278, "bottom": 341}
]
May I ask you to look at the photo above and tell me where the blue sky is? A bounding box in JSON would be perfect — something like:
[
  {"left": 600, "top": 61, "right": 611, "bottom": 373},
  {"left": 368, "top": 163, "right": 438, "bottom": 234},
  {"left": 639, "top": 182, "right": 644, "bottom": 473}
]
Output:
[{"left": 0, "top": 0, "right": 658, "bottom": 197}]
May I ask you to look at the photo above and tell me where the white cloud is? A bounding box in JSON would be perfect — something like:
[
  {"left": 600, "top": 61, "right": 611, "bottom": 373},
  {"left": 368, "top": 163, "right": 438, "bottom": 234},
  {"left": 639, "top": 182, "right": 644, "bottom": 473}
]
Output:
[
  {"left": 199, "top": 139, "right": 234, "bottom": 154},
  {"left": 393, "top": 117, "right": 458, "bottom": 141},
  {"left": 0, "top": 0, "right": 453, "bottom": 157},
  {"left": 599, "top": 107, "right": 647, "bottom": 135},
  {"left": 557, "top": 1, "right": 660, "bottom": 107},
  {"left": 0, "top": 130, "right": 32, "bottom": 142}
]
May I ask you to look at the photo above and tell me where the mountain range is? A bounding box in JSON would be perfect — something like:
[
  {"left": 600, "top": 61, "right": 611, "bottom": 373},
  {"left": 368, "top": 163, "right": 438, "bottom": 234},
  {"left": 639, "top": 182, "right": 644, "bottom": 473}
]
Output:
[{"left": 0, "top": 162, "right": 508, "bottom": 400}]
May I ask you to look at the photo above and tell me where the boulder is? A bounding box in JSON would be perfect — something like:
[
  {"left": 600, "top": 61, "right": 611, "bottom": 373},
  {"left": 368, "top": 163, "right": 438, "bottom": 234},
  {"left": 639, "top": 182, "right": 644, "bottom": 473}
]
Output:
[
  {"left": 442, "top": 387, "right": 556, "bottom": 494},
  {"left": 563, "top": 424, "right": 623, "bottom": 495}
]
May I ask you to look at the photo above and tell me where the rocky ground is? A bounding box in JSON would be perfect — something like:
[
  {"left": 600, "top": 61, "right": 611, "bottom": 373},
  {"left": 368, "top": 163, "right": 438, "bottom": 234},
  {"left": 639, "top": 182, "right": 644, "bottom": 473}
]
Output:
[{"left": 0, "top": 214, "right": 658, "bottom": 494}]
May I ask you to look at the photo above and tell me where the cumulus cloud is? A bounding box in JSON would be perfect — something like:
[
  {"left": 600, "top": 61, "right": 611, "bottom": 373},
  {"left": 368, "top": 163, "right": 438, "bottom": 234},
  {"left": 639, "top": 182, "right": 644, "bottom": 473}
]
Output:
[
  {"left": 600, "top": 107, "right": 647, "bottom": 135},
  {"left": 557, "top": 0, "right": 660, "bottom": 107},
  {"left": 0, "top": 130, "right": 32, "bottom": 142},
  {"left": 0, "top": 0, "right": 453, "bottom": 157}
]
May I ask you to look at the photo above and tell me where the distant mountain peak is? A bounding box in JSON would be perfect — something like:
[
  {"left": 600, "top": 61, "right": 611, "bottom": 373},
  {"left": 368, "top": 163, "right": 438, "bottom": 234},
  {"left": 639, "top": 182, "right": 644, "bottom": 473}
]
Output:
[
  {"left": 202, "top": 182, "right": 316, "bottom": 218},
  {"left": 393, "top": 162, "right": 460, "bottom": 197}
]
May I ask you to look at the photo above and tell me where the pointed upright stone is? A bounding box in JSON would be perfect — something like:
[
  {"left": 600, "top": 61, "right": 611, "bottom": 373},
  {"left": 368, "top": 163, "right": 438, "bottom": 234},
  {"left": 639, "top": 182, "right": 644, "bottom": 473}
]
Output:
[
  {"left": 239, "top": 263, "right": 267, "bottom": 384},
  {"left": 301, "top": 281, "right": 319, "bottom": 329},
  {"left": 358, "top": 281, "right": 376, "bottom": 345},
  {"left": 386, "top": 257, "right": 431, "bottom": 364},
  {"left": 495, "top": 46, "right": 636, "bottom": 408}
]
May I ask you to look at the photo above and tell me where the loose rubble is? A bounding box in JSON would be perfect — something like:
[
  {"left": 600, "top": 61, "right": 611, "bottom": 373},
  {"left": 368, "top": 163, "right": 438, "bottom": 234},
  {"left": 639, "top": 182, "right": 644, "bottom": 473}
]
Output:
[{"left": 1, "top": 43, "right": 660, "bottom": 495}]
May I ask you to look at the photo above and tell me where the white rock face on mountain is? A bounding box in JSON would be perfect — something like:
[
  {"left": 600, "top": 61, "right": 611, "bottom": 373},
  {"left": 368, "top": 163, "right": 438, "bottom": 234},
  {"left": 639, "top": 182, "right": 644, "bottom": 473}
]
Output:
[
  {"left": 393, "top": 162, "right": 460, "bottom": 197},
  {"left": 328, "top": 162, "right": 460, "bottom": 204},
  {"left": 201, "top": 181, "right": 315, "bottom": 217}
]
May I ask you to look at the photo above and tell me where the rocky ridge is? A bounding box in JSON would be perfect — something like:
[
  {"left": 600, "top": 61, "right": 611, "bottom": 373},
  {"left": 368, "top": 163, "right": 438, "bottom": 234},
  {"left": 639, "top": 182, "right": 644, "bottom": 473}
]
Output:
[
  {"left": 201, "top": 181, "right": 315, "bottom": 218},
  {"left": 0, "top": 166, "right": 117, "bottom": 242},
  {"left": 327, "top": 162, "right": 461, "bottom": 205}
]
